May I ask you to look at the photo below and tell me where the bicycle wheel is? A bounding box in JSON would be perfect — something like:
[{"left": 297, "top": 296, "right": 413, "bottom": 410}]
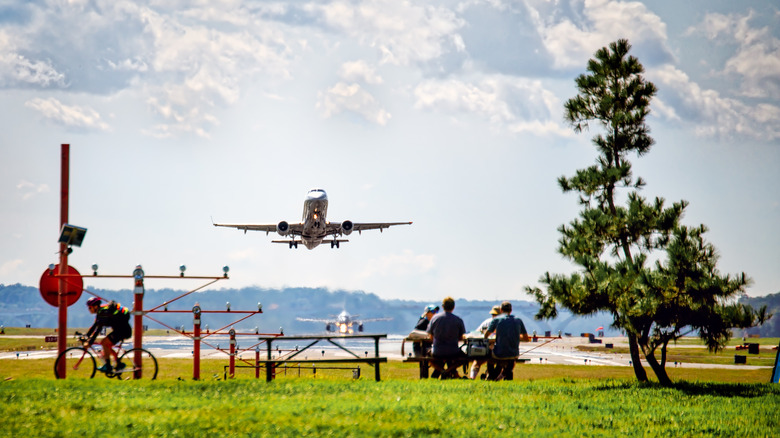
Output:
[
  {"left": 54, "top": 347, "right": 96, "bottom": 379},
  {"left": 117, "top": 348, "right": 158, "bottom": 380}
]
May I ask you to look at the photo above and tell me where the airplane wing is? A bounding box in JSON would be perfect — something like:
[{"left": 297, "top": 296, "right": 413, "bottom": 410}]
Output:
[
  {"left": 327, "top": 221, "right": 412, "bottom": 235},
  {"left": 213, "top": 221, "right": 304, "bottom": 236},
  {"left": 359, "top": 317, "right": 393, "bottom": 323},
  {"left": 296, "top": 317, "right": 333, "bottom": 323}
]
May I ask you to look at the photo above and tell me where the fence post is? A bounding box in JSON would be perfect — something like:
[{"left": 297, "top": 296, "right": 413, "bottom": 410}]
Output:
[
  {"left": 132, "top": 265, "right": 144, "bottom": 379},
  {"left": 255, "top": 347, "right": 260, "bottom": 379},
  {"left": 229, "top": 328, "right": 236, "bottom": 378},
  {"left": 193, "top": 304, "right": 201, "bottom": 380}
]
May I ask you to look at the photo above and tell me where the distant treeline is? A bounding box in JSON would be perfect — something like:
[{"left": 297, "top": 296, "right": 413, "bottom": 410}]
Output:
[
  {"left": 2, "top": 283, "right": 777, "bottom": 337},
  {"left": 740, "top": 292, "right": 780, "bottom": 338}
]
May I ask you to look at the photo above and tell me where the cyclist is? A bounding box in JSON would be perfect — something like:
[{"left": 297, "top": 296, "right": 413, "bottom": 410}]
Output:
[{"left": 85, "top": 297, "right": 132, "bottom": 373}]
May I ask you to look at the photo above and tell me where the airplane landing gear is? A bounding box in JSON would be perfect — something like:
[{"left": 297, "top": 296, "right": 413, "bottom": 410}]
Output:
[
  {"left": 331, "top": 240, "right": 340, "bottom": 249},
  {"left": 289, "top": 241, "right": 298, "bottom": 249}
]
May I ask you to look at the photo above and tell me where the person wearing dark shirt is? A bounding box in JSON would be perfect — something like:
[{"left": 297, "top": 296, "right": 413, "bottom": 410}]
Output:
[
  {"left": 484, "top": 301, "right": 529, "bottom": 380},
  {"left": 415, "top": 304, "right": 438, "bottom": 331},
  {"left": 413, "top": 304, "right": 438, "bottom": 359},
  {"left": 427, "top": 296, "right": 467, "bottom": 379},
  {"left": 85, "top": 297, "right": 132, "bottom": 373}
]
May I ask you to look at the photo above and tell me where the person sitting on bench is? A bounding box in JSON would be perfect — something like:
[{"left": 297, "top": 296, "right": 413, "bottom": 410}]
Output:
[
  {"left": 427, "top": 296, "right": 467, "bottom": 379},
  {"left": 484, "top": 301, "right": 529, "bottom": 381}
]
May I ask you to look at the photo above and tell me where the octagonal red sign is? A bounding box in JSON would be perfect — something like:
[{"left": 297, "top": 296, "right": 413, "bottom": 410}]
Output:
[{"left": 39, "top": 265, "right": 83, "bottom": 307}]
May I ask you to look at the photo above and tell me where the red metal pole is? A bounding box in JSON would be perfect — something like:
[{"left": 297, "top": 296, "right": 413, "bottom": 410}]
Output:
[
  {"left": 229, "top": 328, "right": 236, "bottom": 378},
  {"left": 193, "top": 305, "right": 201, "bottom": 380},
  {"left": 255, "top": 348, "right": 260, "bottom": 379},
  {"left": 132, "top": 266, "right": 144, "bottom": 378},
  {"left": 56, "top": 144, "right": 69, "bottom": 379}
]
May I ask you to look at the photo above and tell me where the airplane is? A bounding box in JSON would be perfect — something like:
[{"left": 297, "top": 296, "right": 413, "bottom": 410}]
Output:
[
  {"left": 296, "top": 310, "right": 392, "bottom": 334},
  {"left": 213, "top": 188, "right": 412, "bottom": 249}
]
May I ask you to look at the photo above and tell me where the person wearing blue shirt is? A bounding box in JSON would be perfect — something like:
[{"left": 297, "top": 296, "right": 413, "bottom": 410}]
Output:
[
  {"left": 484, "top": 301, "right": 529, "bottom": 380},
  {"left": 427, "top": 296, "right": 467, "bottom": 379}
]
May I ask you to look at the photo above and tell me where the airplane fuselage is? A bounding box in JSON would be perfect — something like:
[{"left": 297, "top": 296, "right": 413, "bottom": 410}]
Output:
[{"left": 301, "top": 188, "right": 329, "bottom": 249}]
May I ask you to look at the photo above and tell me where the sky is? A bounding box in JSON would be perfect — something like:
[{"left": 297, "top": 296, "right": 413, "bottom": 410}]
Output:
[{"left": 1, "top": 0, "right": 778, "bottom": 305}]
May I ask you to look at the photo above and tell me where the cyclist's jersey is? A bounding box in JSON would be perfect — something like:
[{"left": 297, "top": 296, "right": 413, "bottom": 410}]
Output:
[{"left": 86, "top": 301, "right": 131, "bottom": 343}]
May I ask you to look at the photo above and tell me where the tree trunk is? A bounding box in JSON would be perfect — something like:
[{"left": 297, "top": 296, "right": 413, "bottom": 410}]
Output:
[
  {"left": 628, "top": 334, "right": 648, "bottom": 382},
  {"left": 642, "top": 344, "right": 672, "bottom": 386}
]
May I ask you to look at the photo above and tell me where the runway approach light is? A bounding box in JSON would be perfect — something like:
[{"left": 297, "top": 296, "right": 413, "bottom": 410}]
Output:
[
  {"left": 179, "top": 265, "right": 186, "bottom": 277},
  {"left": 257, "top": 302, "right": 263, "bottom": 312},
  {"left": 91, "top": 264, "right": 98, "bottom": 276},
  {"left": 223, "top": 266, "right": 230, "bottom": 278},
  {"left": 48, "top": 264, "right": 56, "bottom": 274},
  {"left": 58, "top": 224, "right": 87, "bottom": 247},
  {"left": 133, "top": 265, "right": 144, "bottom": 279},
  {"left": 226, "top": 301, "right": 231, "bottom": 311}
]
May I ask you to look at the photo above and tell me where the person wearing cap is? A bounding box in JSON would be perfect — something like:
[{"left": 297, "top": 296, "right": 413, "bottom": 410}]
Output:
[
  {"left": 415, "top": 304, "right": 439, "bottom": 331},
  {"left": 413, "top": 304, "right": 439, "bottom": 360},
  {"left": 468, "top": 305, "right": 502, "bottom": 379},
  {"left": 427, "top": 296, "right": 467, "bottom": 379},
  {"left": 484, "top": 301, "right": 529, "bottom": 380}
]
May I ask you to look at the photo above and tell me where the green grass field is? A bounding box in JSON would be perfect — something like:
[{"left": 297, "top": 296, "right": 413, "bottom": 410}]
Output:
[
  {"left": 1, "top": 331, "right": 778, "bottom": 436},
  {"left": 1, "top": 372, "right": 778, "bottom": 437}
]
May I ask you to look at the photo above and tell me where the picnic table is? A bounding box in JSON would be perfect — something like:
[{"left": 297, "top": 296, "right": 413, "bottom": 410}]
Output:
[
  {"left": 256, "top": 334, "right": 388, "bottom": 382},
  {"left": 402, "top": 332, "right": 561, "bottom": 378}
]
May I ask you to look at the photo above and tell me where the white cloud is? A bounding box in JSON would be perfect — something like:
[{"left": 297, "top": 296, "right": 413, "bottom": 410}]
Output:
[
  {"left": 16, "top": 180, "right": 50, "bottom": 201},
  {"left": 339, "top": 60, "right": 383, "bottom": 84},
  {"left": 2, "top": 2, "right": 295, "bottom": 138},
  {"left": 688, "top": 11, "right": 780, "bottom": 99},
  {"left": 413, "top": 75, "right": 569, "bottom": 136},
  {"left": 136, "top": 6, "right": 293, "bottom": 137},
  {"left": 24, "top": 97, "right": 111, "bottom": 132},
  {"left": 649, "top": 65, "right": 780, "bottom": 141},
  {"left": 107, "top": 57, "right": 149, "bottom": 72},
  {"left": 0, "top": 52, "right": 67, "bottom": 88},
  {"left": 525, "top": 0, "right": 670, "bottom": 69},
  {"left": 0, "top": 31, "right": 66, "bottom": 88},
  {"left": 315, "top": 0, "right": 465, "bottom": 65},
  {"left": 358, "top": 250, "right": 436, "bottom": 278},
  {"left": 0, "top": 259, "right": 24, "bottom": 277},
  {"left": 317, "top": 82, "right": 391, "bottom": 125}
]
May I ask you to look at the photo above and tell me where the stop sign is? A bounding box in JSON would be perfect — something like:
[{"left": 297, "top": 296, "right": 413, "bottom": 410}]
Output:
[{"left": 39, "top": 265, "right": 83, "bottom": 307}]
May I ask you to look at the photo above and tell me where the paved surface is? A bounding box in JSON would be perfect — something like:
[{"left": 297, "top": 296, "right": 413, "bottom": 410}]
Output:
[{"left": 1, "top": 335, "right": 772, "bottom": 370}]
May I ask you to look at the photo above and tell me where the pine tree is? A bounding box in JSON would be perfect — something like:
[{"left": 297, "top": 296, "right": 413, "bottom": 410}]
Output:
[{"left": 527, "top": 39, "right": 769, "bottom": 385}]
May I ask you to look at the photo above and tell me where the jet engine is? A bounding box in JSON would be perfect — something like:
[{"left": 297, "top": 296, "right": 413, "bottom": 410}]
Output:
[
  {"left": 341, "top": 220, "right": 354, "bottom": 235},
  {"left": 277, "top": 221, "right": 290, "bottom": 236}
]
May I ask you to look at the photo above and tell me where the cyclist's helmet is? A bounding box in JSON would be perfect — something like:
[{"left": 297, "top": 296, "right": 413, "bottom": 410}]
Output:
[{"left": 86, "top": 297, "right": 101, "bottom": 307}]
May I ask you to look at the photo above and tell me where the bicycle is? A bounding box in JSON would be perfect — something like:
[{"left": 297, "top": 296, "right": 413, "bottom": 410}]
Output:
[{"left": 53, "top": 332, "right": 158, "bottom": 380}]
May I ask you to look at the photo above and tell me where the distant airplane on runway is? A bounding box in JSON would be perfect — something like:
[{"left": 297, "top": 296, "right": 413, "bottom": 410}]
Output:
[
  {"left": 296, "top": 310, "right": 392, "bottom": 334},
  {"left": 213, "top": 188, "right": 412, "bottom": 249}
]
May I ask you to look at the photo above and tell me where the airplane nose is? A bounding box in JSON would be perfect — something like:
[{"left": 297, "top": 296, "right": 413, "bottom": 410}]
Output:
[{"left": 307, "top": 189, "right": 327, "bottom": 201}]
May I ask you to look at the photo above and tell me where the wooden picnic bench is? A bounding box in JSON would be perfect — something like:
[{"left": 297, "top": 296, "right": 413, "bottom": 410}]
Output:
[
  {"left": 256, "top": 334, "right": 388, "bottom": 382},
  {"left": 401, "top": 336, "right": 534, "bottom": 379}
]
